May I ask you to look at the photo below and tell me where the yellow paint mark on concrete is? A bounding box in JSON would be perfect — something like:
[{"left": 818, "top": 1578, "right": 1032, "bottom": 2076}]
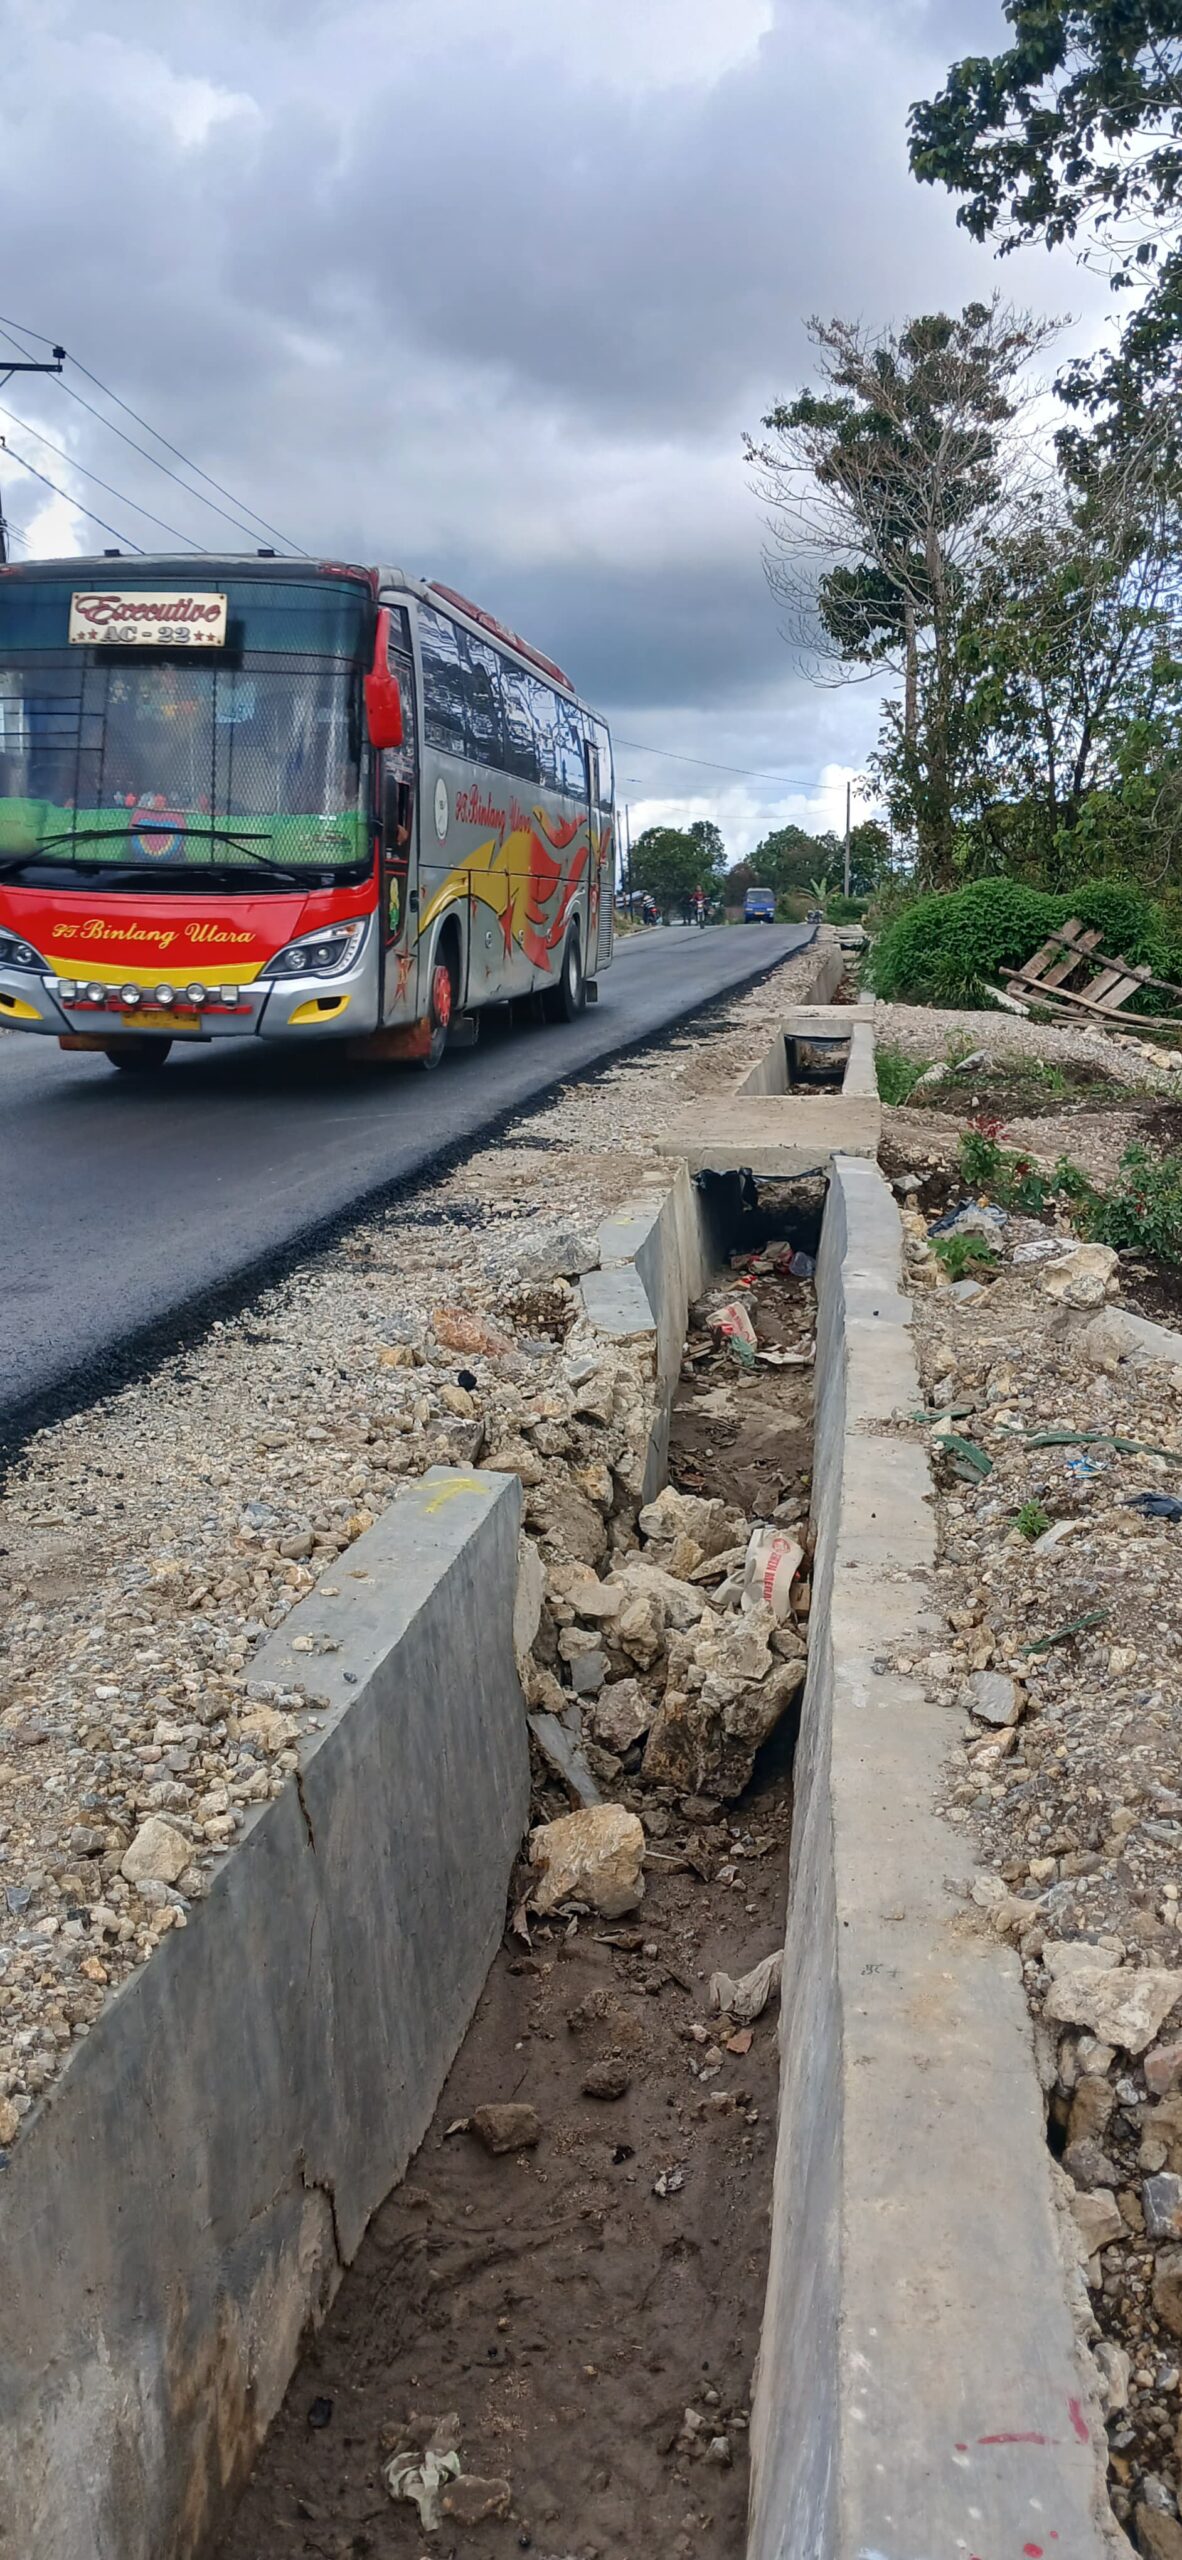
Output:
[{"left": 418, "top": 1476, "right": 487, "bottom": 1514}]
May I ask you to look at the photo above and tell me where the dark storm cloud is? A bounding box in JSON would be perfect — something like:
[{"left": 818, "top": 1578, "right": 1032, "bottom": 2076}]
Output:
[{"left": 0, "top": 0, "right": 1101, "bottom": 850}]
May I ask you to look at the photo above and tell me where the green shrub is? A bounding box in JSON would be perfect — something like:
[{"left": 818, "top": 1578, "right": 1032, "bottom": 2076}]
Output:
[
  {"left": 1086, "top": 1146, "right": 1182, "bottom": 1265},
  {"left": 867, "top": 878, "right": 1182, "bottom": 1009},
  {"left": 1015, "top": 1502, "right": 1052, "bottom": 1541},
  {"left": 876, "top": 1045, "right": 930, "bottom": 1104}
]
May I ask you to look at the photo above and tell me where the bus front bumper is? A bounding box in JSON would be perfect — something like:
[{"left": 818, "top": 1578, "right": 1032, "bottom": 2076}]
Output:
[{"left": 1, "top": 952, "right": 381, "bottom": 1044}]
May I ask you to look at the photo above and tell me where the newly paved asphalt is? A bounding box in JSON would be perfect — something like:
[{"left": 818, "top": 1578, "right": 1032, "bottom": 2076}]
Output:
[{"left": 0, "top": 920, "right": 811, "bottom": 1432}]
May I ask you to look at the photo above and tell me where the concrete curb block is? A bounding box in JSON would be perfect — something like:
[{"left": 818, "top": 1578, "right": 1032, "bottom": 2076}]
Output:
[
  {"left": 655, "top": 945, "right": 882, "bottom": 1174},
  {"left": 0, "top": 1469, "right": 528, "bottom": 2560},
  {"left": 580, "top": 1162, "right": 712, "bottom": 1500},
  {"left": 747, "top": 1156, "right": 1120, "bottom": 2560}
]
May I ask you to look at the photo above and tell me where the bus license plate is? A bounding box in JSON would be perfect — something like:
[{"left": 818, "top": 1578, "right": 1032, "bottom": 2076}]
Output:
[{"left": 135, "top": 1006, "right": 200, "bottom": 1030}]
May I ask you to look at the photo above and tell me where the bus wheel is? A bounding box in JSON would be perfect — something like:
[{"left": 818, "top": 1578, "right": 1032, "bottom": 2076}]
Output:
[
  {"left": 544, "top": 925, "right": 585, "bottom": 1024},
  {"left": 419, "top": 949, "right": 456, "bottom": 1071},
  {"left": 103, "top": 1039, "right": 173, "bottom": 1072}
]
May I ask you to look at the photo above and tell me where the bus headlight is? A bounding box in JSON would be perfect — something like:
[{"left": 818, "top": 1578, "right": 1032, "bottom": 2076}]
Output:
[
  {"left": 0, "top": 934, "right": 47, "bottom": 971},
  {"left": 262, "top": 918, "right": 368, "bottom": 979}
]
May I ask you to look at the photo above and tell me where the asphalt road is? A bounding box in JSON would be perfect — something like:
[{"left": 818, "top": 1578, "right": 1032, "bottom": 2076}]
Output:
[{"left": 0, "top": 920, "right": 811, "bottom": 1432}]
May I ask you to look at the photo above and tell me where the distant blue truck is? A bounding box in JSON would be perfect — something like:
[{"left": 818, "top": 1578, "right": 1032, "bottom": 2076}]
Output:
[{"left": 744, "top": 885, "right": 776, "bottom": 922}]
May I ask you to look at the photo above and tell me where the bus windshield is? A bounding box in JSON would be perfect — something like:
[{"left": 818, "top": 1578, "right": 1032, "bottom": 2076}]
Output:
[{"left": 0, "top": 575, "right": 370, "bottom": 885}]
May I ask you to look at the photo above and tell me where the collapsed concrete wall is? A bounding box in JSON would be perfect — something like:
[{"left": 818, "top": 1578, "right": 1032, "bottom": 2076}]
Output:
[
  {"left": 0, "top": 1472, "right": 528, "bottom": 2560},
  {"left": 746, "top": 1158, "right": 1121, "bottom": 2560}
]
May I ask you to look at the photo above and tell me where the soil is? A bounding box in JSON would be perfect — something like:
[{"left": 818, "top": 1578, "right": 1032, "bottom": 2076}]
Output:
[
  {"left": 905, "top": 1058, "right": 1132, "bottom": 1122},
  {"left": 214, "top": 1277, "right": 810, "bottom": 2560},
  {"left": 214, "top": 1794, "right": 790, "bottom": 2560}
]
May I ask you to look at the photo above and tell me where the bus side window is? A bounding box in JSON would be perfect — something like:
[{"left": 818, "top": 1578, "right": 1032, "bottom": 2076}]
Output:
[
  {"left": 557, "top": 700, "right": 586, "bottom": 796},
  {"left": 463, "top": 632, "right": 504, "bottom": 769},
  {"left": 418, "top": 605, "right": 466, "bottom": 758},
  {"left": 593, "top": 718, "right": 614, "bottom": 804},
  {"left": 522, "top": 673, "right": 560, "bottom": 792},
  {"left": 500, "top": 660, "right": 538, "bottom": 784}
]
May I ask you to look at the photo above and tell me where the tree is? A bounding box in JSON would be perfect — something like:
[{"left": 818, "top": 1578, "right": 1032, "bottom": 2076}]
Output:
[
  {"left": 745, "top": 302, "right": 1058, "bottom": 884},
  {"left": 847, "top": 818, "right": 893, "bottom": 894},
  {"left": 910, "top": 5, "right": 1182, "bottom": 423},
  {"left": 630, "top": 824, "right": 724, "bottom": 912},
  {"left": 687, "top": 818, "right": 725, "bottom": 874},
  {"left": 746, "top": 822, "right": 825, "bottom": 893},
  {"left": 873, "top": 449, "right": 1182, "bottom": 886}
]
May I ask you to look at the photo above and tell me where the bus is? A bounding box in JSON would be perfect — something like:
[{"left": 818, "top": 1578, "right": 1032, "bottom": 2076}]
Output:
[{"left": 0, "top": 556, "right": 615, "bottom": 1071}]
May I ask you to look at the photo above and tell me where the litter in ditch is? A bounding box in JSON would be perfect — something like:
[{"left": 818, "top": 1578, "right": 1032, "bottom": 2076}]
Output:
[{"left": 215, "top": 1193, "right": 818, "bottom": 2560}]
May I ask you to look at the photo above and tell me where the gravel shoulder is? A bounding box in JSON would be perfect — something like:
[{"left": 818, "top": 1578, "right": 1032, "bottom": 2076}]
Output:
[
  {"left": 0, "top": 943, "right": 824, "bottom": 2149},
  {"left": 875, "top": 1001, "right": 1182, "bottom": 1094},
  {"left": 899, "top": 1216, "right": 1182, "bottom": 2547}
]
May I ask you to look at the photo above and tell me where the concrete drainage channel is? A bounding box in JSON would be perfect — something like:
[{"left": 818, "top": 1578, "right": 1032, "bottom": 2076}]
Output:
[{"left": 0, "top": 968, "right": 1126, "bottom": 2559}]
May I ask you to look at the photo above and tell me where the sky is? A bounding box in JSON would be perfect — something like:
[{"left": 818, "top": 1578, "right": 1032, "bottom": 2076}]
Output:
[{"left": 0, "top": 0, "right": 1119, "bottom": 860}]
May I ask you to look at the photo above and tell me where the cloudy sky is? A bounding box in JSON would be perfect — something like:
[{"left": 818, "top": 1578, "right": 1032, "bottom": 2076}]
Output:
[{"left": 0, "top": 0, "right": 1117, "bottom": 858}]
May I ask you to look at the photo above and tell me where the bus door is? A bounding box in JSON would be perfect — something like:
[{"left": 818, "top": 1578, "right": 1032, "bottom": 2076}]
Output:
[
  {"left": 587, "top": 728, "right": 613, "bottom": 971},
  {"left": 379, "top": 633, "right": 418, "bottom": 1022}
]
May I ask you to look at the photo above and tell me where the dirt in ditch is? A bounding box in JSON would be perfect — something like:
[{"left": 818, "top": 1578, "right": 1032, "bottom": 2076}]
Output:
[
  {"left": 215, "top": 1783, "right": 791, "bottom": 2560},
  {"left": 215, "top": 1251, "right": 815, "bottom": 2560}
]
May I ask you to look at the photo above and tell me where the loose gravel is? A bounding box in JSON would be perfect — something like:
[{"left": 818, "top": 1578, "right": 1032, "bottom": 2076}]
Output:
[
  {"left": 875, "top": 1001, "right": 1182, "bottom": 1094},
  {"left": 900, "top": 1209, "right": 1182, "bottom": 2539},
  {"left": 0, "top": 943, "right": 825, "bottom": 2148}
]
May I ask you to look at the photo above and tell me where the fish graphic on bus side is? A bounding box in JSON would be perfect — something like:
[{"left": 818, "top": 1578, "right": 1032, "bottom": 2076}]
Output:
[{"left": 417, "top": 807, "right": 592, "bottom": 972}]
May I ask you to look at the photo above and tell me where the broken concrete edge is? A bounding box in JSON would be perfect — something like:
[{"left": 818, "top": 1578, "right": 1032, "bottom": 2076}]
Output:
[
  {"left": 746, "top": 1156, "right": 1127, "bottom": 2560},
  {"left": 0, "top": 1468, "right": 530, "bottom": 2560},
  {"left": 580, "top": 1161, "right": 713, "bottom": 1502}
]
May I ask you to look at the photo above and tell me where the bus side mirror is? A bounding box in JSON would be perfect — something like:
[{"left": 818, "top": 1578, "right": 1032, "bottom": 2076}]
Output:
[{"left": 365, "top": 608, "right": 403, "bottom": 750}]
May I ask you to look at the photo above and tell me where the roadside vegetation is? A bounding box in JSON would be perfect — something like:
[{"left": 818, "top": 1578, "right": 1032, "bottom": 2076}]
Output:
[
  {"left": 950, "top": 1122, "right": 1182, "bottom": 1272},
  {"left": 866, "top": 878, "right": 1182, "bottom": 1010}
]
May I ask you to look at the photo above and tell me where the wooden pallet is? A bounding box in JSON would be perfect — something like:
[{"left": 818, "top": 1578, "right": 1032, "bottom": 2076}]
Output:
[{"left": 1005, "top": 917, "right": 1182, "bottom": 1032}]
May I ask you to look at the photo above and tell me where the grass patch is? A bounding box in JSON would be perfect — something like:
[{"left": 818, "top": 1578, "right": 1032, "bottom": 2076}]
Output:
[
  {"left": 876, "top": 1045, "right": 931, "bottom": 1106},
  {"left": 1015, "top": 1502, "right": 1052, "bottom": 1541}
]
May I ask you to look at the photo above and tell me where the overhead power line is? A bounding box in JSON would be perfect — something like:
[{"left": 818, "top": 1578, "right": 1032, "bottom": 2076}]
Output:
[
  {"left": 0, "top": 401, "right": 203, "bottom": 550},
  {"left": 0, "top": 444, "right": 144, "bottom": 552},
  {"left": 0, "top": 314, "right": 309, "bottom": 557},
  {"left": 614, "top": 734, "right": 826, "bottom": 790}
]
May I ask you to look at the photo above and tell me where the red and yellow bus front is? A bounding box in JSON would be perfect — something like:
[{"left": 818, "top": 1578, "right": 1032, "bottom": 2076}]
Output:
[{"left": 0, "top": 561, "right": 385, "bottom": 1060}]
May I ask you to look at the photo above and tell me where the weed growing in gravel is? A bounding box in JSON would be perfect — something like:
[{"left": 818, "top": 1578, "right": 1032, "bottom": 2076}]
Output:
[
  {"left": 932, "top": 1231, "right": 999, "bottom": 1281},
  {"left": 958, "top": 1125, "right": 1005, "bottom": 1188},
  {"left": 956, "top": 1125, "right": 1069, "bottom": 1219},
  {"left": 1015, "top": 1501, "right": 1052, "bottom": 1541},
  {"left": 876, "top": 1046, "right": 931, "bottom": 1105}
]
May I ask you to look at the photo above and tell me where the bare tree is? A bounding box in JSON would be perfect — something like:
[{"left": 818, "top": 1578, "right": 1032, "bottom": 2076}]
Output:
[{"left": 745, "top": 300, "right": 1062, "bottom": 879}]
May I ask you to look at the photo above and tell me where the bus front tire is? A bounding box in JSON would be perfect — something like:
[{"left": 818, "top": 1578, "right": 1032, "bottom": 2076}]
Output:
[
  {"left": 544, "top": 926, "right": 585, "bottom": 1025},
  {"left": 419, "top": 945, "right": 457, "bottom": 1071},
  {"left": 103, "top": 1039, "right": 173, "bottom": 1072}
]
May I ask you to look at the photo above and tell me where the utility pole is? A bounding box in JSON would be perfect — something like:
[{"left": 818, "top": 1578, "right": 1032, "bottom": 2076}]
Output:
[
  {"left": 0, "top": 347, "right": 65, "bottom": 563},
  {"left": 843, "top": 778, "right": 852, "bottom": 901}
]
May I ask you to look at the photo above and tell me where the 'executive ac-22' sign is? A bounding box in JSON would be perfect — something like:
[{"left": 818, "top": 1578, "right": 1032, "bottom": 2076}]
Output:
[{"left": 68, "top": 591, "right": 228, "bottom": 648}]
